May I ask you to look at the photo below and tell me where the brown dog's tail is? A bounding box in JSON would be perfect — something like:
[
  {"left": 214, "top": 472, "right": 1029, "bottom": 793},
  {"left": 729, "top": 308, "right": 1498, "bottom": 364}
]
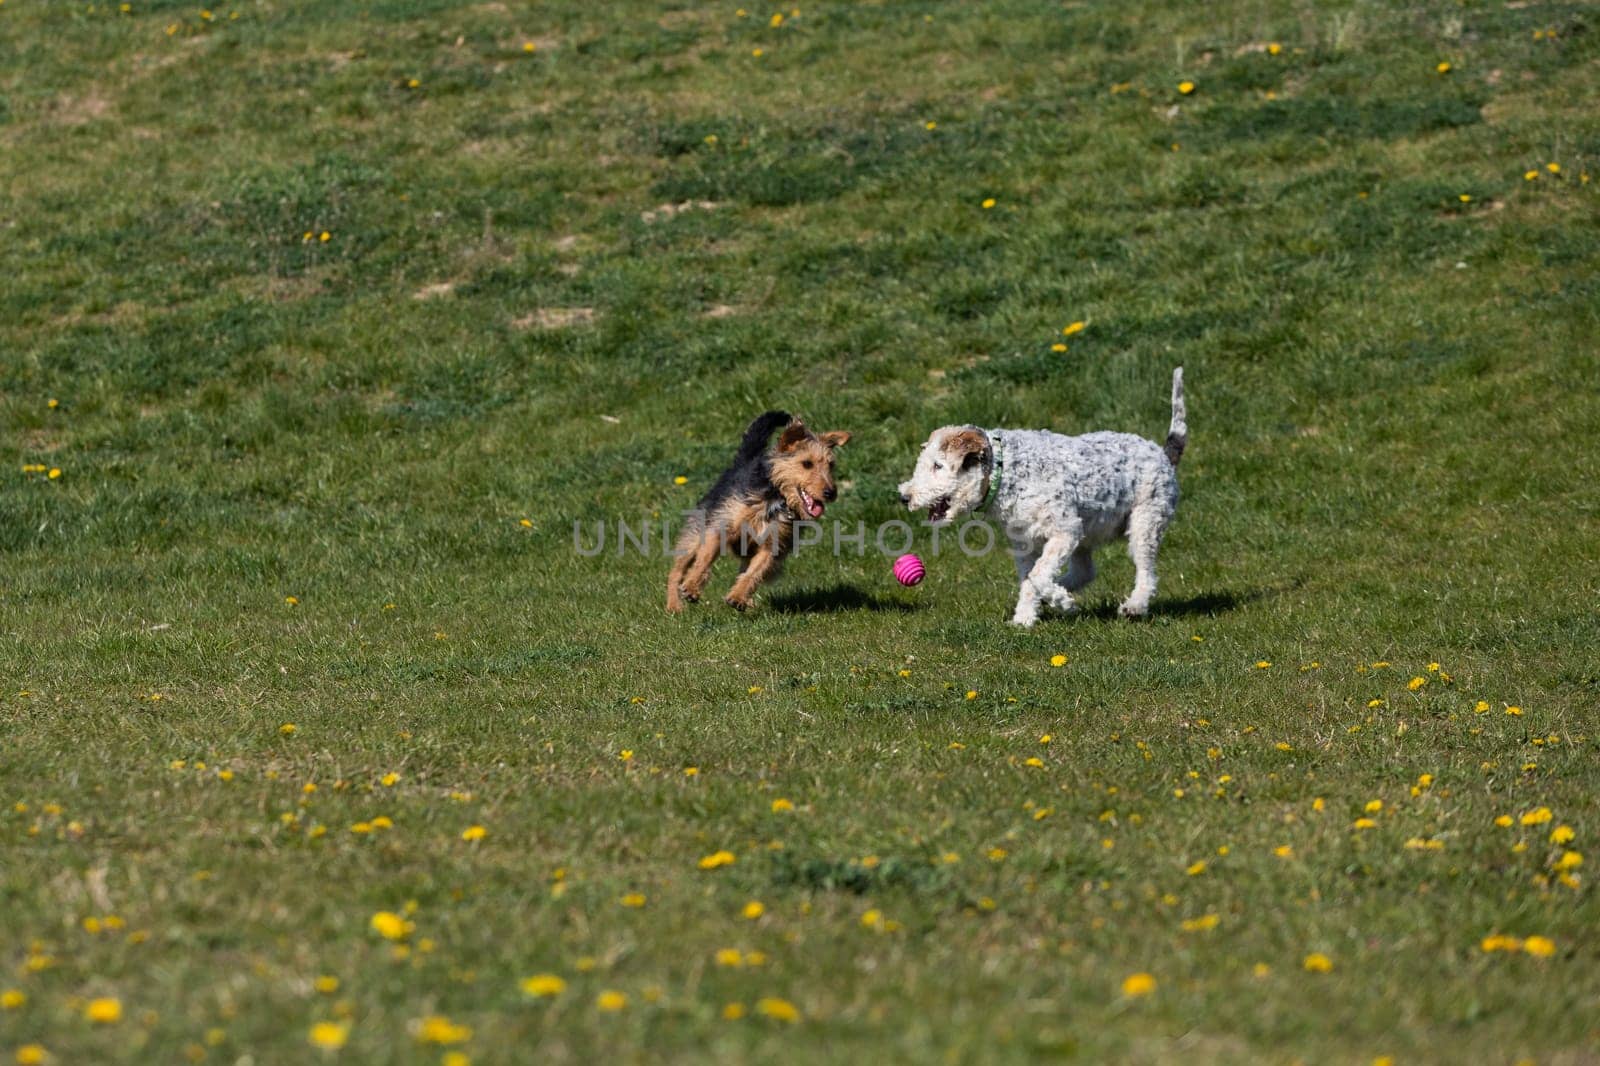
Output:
[
  {"left": 736, "top": 410, "right": 792, "bottom": 464},
  {"left": 1163, "top": 367, "right": 1187, "bottom": 466}
]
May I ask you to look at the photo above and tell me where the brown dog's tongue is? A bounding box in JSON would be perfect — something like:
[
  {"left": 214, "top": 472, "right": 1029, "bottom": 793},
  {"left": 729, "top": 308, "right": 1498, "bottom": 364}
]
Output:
[{"left": 808, "top": 499, "right": 824, "bottom": 518}]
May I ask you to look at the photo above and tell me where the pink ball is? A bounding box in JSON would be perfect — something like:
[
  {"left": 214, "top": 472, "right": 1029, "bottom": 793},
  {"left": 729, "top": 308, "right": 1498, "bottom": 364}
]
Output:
[{"left": 893, "top": 553, "right": 925, "bottom": 587}]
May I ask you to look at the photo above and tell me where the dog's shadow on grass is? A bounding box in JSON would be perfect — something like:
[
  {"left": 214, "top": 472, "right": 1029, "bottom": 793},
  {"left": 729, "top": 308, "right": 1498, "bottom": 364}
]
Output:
[
  {"left": 1077, "top": 587, "right": 1267, "bottom": 621},
  {"left": 768, "top": 583, "right": 924, "bottom": 615}
]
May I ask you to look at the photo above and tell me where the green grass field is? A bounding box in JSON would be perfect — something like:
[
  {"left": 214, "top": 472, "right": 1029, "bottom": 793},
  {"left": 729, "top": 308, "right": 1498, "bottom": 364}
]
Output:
[{"left": 3, "top": 0, "right": 1599, "bottom": 1062}]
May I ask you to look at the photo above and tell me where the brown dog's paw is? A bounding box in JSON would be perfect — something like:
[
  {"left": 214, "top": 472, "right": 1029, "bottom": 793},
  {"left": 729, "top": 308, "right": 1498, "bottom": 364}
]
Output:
[{"left": 723, "top": 594, "right": 749, "bottom": 611}]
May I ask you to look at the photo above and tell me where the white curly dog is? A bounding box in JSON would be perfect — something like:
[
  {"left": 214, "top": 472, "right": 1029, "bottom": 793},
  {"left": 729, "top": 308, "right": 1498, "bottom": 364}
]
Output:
[{"left": 898, "top": 368, "right": 1187, "bottom": 627}]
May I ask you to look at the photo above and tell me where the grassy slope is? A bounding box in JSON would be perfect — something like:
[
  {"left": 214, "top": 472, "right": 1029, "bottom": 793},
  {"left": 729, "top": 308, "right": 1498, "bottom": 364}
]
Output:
[{"left": 2, "top": 0, "right": 1599, "bottom": 1062}]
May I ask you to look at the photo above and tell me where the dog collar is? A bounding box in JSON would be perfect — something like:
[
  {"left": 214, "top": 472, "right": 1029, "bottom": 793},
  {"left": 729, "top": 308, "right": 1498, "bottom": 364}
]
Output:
[{"left": 977, "top": 431, "right": 1003, "bottom": 511}]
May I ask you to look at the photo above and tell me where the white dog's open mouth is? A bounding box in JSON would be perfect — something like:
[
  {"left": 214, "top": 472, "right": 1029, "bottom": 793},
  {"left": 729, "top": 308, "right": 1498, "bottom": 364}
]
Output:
[
  {"left": 798, "top": 488, "right": 825, "bottom": 518},
  {"left": 927, "top": 496, "right": 951, "bottom": 522}
]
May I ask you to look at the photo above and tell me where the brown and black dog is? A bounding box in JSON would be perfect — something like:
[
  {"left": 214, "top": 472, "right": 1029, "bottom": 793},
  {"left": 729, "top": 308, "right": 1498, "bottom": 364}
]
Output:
[{"left": 667, "top": 411, "right": 850, "bottom": 613}]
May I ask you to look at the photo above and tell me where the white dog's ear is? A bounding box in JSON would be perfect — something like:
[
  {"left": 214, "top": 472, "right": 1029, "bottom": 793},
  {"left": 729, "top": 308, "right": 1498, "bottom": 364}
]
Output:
[
  {"left": 777, "top": 419, "right": 813, "bottom": 452},
  {"left": 819, "top": 430, "right": 850, "bottom": 449},
  {"left": 945, "top": 428, "right": 988, "bottom": 467}
]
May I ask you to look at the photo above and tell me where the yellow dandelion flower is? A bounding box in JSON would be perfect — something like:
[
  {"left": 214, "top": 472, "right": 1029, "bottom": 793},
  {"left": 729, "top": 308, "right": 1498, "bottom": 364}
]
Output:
[
  {"left": 1, "top": 989, "right": 26, "bottom": 1010},
  {"left": 380, "top": 772, "right": 399, "bottom": 786},
  {"left": 1505, "top": 705, "right": 1523, "bottom": 716},
  {"left": 1436, "top": 61, "right": 1451, "bottom": 73},
  {"left": 1062, "top": 321, "right": 1086, "bottom": 336},
  {"left": 369, "top": 911, "right": 413, "bottom": 941},
  {"left": 85, "top": 997, "right": 122, "bottom": 1023},
  {"left": 1408, "top": 676, "right": 1426, "bottom": 691},
  {"left": 1524, "top": 171, "right": 1539, "bottom": 182},
  {"left": 597, "top": 991, "right": 628, "bottom": 1011},
  {"left": 1274, "top": 845, "right": 1293, "bottom": 858},
  {"left": 1555, "top": 850, "right": 1582, "bottom": 871},
  {"left": 1180, "top": 914, "right": 1219, "bottom": 932},
  {"left": 307, "top": 1022, "right": 347, "bottom": 1051},
  {"left": 1177, "top": 81, "right": 1195, "bottom": 94},
  {"left": 683, "top": 767, "right": 699, "bottom": 776},
  {"left": 1051, "top": 342, "right": 1067, "bottom": 352},
  {"left": 771, "top": 797, "right": 794, "bottom": 812},
  {"left": 980, "top": 199, "right": 995, "bottom": 210},
  {"left": 1365, "top": 800, "right": 1383, "bottom": 813},
  {"left": 1302, "top": 953, "right": 1333, "bottom": 973},
  {"left": 989, "top": 847, "right": 1009, "bottom": 861},
  {"left": 1550, "top": 825, "right": 1575, "bottom": 844},
  {"left": 722, "top": 1002, "right": 745, "bottom": 1019},
  {"left": 620, "top": 893, "right": 646, "bottom": 908},
  {"left": 314, "top": 976, "right": 339, "bottom": 994},
  {"left": 742, "top": 900, "right": 765, "bottom": 919},
  {"left": 924, "top": 120, "right": 937, "bottom": 130},
  {"left": 755, "top": 997, "right": 799, "bottom": 1022},
  {"left": 461, "top": 825, "right": 487, "bottom": 841},
  {"left": 751, "top": 47, "right": 763, "bottom": 57},
  {"left": 521, "top": 974, "right": 566, "bottom": 997},
  {"left": 1049, "top": 654, "right": 1067, "bottom": 667},
  {"left": 16, "top": 1046, "right": 48, "bottom": 1066},
  {"left": 965, "top": 689, "right": 978, "bottom": 700},
  {"left": 1353, "top": 818, "right": 1377, "bottom": 829},
  {"left": 1522, "top": 936, "right": 1555, "bottom": 957},
  {"left": 414, "top": 1016, "right": 472, "bottom": 1045},
  {"left": 1185, "top": 860, "right": 1206, "bottom": 876},
  {"left": 1267, "top": 42, "right": 1282, "bottom": 55},
  {"left": 1121, "top": 972, "right": 1156, "bottom": 997},
  {"left": 1546, "top": 162, "right": 1560, "bottom": 174},
  {"left": 1519, "top": 807, "right": 1552, "bottom": 826},
  {"left": 619, "top": 750, "right": 634, "bottom": 762},
  {"left": 699, "top": 849, "right": 736, "bottom": 869},
  {"left": 280, "top": 723, "right": 297, "bottom": 735}
]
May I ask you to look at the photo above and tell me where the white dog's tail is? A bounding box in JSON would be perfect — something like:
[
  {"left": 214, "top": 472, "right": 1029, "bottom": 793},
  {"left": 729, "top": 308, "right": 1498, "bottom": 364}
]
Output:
[{"left": 1164, "top": 367, "right": 1187, "bottom": 466}]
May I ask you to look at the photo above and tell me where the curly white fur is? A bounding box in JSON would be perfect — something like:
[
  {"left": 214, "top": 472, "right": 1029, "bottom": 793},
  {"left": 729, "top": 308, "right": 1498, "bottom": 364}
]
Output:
[{"left": 898, "top": 368, "right": 1186, "bottom": 626}]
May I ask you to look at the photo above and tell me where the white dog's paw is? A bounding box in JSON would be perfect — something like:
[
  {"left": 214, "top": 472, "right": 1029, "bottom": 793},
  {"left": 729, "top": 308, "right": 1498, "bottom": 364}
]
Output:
[
  {"left": 1034, "top": 580, "right": 1076, "bottom": 613},
  {"left": 1118, "top": 599, "right": 1150, "bottom": 619},
  {"left": 1011, "top": 603, "right": 1040, "bottom": 627}
]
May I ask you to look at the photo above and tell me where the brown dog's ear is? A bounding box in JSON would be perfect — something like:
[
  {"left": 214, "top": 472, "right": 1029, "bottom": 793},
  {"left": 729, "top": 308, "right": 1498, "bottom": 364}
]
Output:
[
  {"left": 819, "top": 430, "right": 851, "bottom": 449},
  {"left": 777, "top": 419, "right": 813, "bottom": 452},
  {"left": 945, "top": 428, "right": 988, "bottom": 461}
]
